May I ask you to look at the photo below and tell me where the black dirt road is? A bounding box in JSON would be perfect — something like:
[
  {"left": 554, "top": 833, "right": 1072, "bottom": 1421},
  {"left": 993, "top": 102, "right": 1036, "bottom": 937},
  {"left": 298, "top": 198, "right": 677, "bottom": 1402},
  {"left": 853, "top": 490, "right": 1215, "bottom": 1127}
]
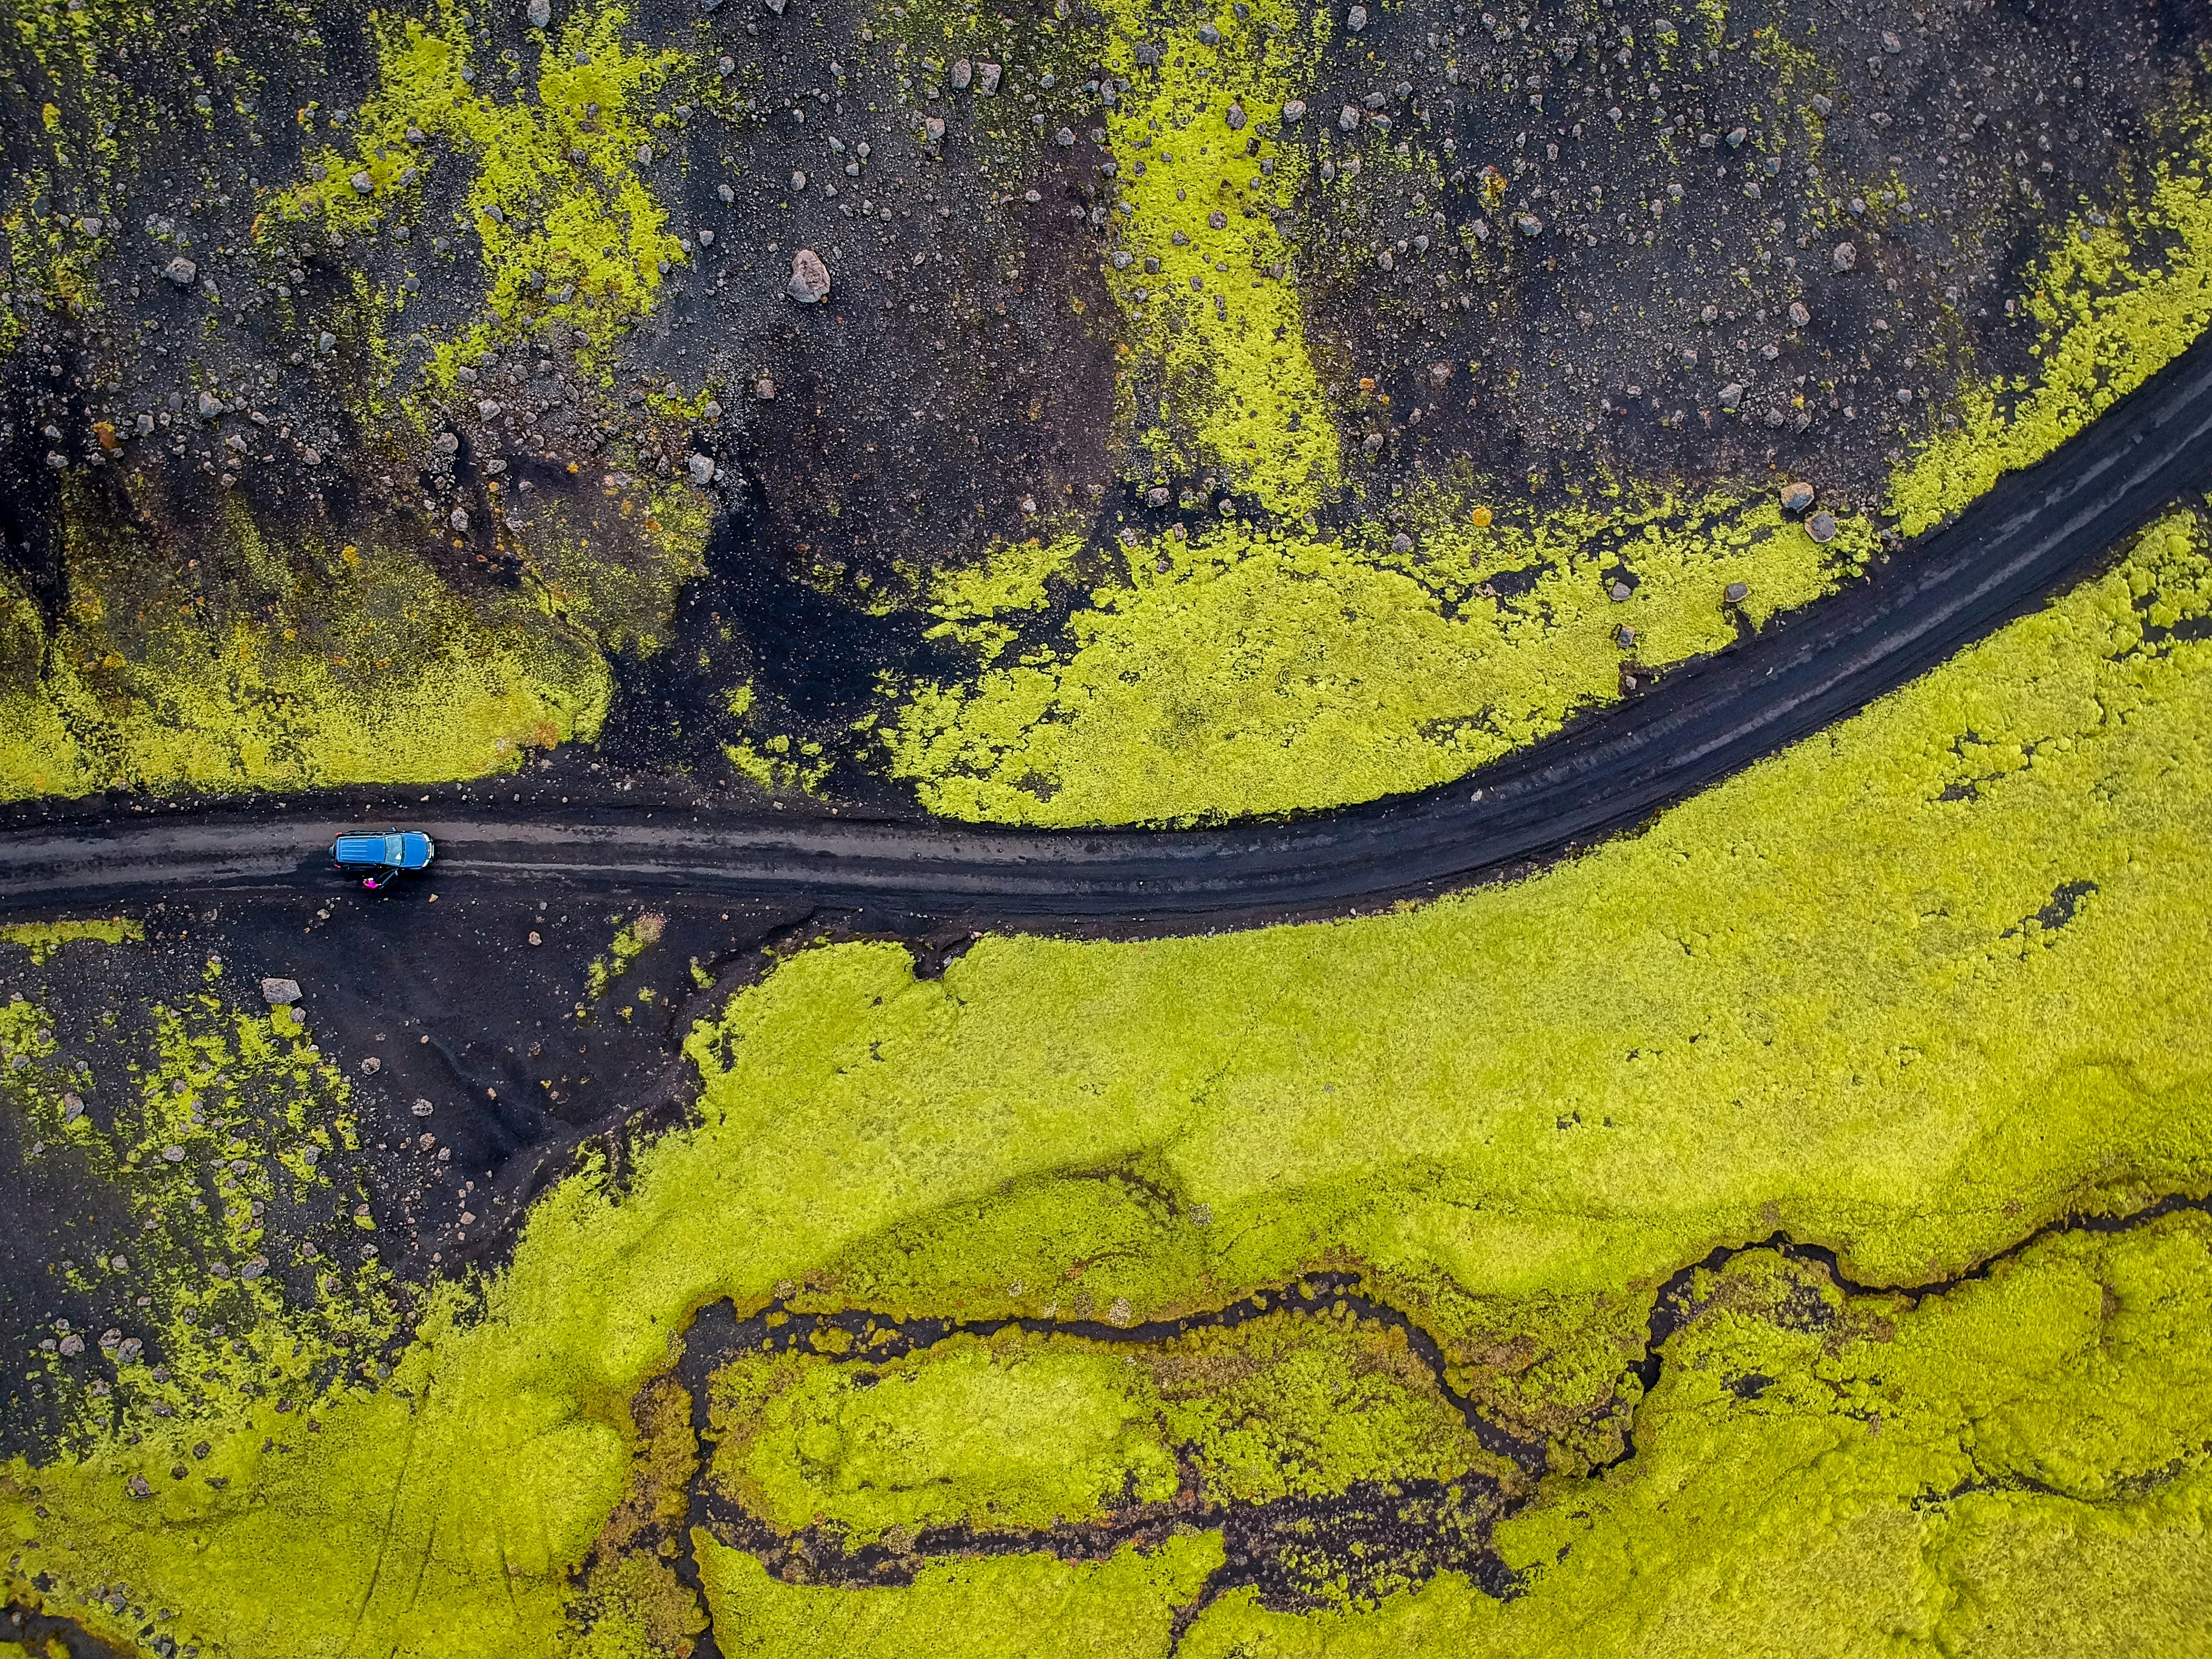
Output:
[{"left": 7, "top": 332, "right": 2212, "bottom": 925}]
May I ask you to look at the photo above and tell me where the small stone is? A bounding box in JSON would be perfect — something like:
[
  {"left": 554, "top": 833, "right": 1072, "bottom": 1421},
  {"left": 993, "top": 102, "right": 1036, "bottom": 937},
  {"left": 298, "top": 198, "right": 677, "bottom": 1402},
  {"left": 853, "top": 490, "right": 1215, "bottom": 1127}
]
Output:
[
  {"left": 1725, "top": 580, "right": 1749, "bottom": 603},
  {"left": 1516, "top": 213, "right": 1544, "bottom": 237},
  {"left": 135, "top": 413, "right": 155, "bottom": 435},
  {"left": 1780, "top": 481, "right": 1815, "bottom": 513},
  {"left": 1617, "top": 624, "right": 1636, "bottom": 648},
  {"left": 62, "top": 1092, "right": 83, "bottom": 1120},
  {"left": 950, "top": 57, "right": 972, "bottom": 90},
  {"left": 1609, "top": 580, "right": 1632, "bottom": 603},
  {"left": 1146, "top": 486, "right": 1171, "bottom": 506},
  {"left": 412, "top": 1098, "right": 435, "bottom": 1118},
  {"left": 196, "top": 391, "right": 222, "bottom": 419},
  {"left": 1808, "top": 93, "right": 1833, "bottom": 118},
  {"left": 163, "top": 256, "right": 197, "bottom": 287},
  {"left": 1807, "top": 511, "right": 1839, "bottom": 544},
  {"left": 528, "top": 931, "right": 543, "bottom": 945},
  {"left": 527, "top": 0, "right": 549, "bottom": 21},
  {"left": 1390, "top": 532, "right": 1415, "bottom": 555},
  {"left": 1225, "top": 101, "right": 1246, "bottom": 131},
  {"left": 1346, "top": 3, "right": 1367, "bottom": 30},
  {"left": 790, "top": 169, "right": 807, "bottom": 190},
  {"left": 1881, "top": 30, "right": 1902, "bottom": 52},
  {"left": 697, "top": 228, "right": 714, "bottom": 246},
  {"left": 127, "top": 1475, "right": 152, "bottom": 1499},
  {"left": 1054, "top": 126, "right": 1075, "bottom": 147},
  {"left": 1725, "top": 126, "right": 1747, "bottom": 148},
  {"left": 240, "top": 1255, "right": 269, "bottom": 1280},
  {"left": 477, "top": 399, "right": 502, "bottom": 421},
  {"left": 1280, "top": 99, "right": 1306, "bottom": 123},
  {"left": 1789, "top": 300, "right": 1811, "bottom": 327},
  {"left": 1376, "top": 249, "right": 1393, "bottom": 271},
  {"left": 1208, "top": 210, "right": 1228, "bottom": 230},
  {"left": 448, "top": 506, "right": 470, "bottom": 532},
  {"left": 755, "top": 375, "right": 777, "bottom": 399},
  {"left": 1719, "top": 382, "right": 1744, "bottom": 411},
  {"left": 359, "top": 1056, "right": 382, "bottom": 1076},
  {"left": 687, "top": 453, "right": 716, "bottom": 486},
  {"left": 1112, "top": 250, "right": 1133, "bottom": 269},
  {"left": 319, "top": 331, "right": 337, "bottom": 353},
  {"left": 261, "top": 977, "right": 302, "bottom": 1006},
  {"left": 59, "top": 1333, "right": 84, "bottom": 1357},
  {"left": 1339, "top": 104, "right": 1360, "bottom": 132},
  {"left": 977, "top": 62, "right": 1002, "bottom": 95},
  {"left": 350, "top": 170, "right": 374, "bottom": 195},
  {"left": 117, "top": 1337, "right": 142, "bottom": 1363},
  {"left": 434, "top": 431, "right": 461, "bottom": 455},
  {"left": 787, "top": 248, "right": 831, "bottom": 303},
  {"left": 1197, "top": 21, "right": 1220, "bottom": 44},
  {"left": 1832, "top": 241, "right": 1857, "bottom": 271}
]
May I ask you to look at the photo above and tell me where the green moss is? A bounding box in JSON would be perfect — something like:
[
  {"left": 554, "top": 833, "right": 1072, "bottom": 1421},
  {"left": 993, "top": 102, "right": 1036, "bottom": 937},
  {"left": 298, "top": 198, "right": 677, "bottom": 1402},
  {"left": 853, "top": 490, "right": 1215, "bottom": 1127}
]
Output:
[
  {"left": 853, "top": 115, "right": 2212, "bottom": 826},
  {"left": 267, "top": 0, "right": 689, "bottom": 382},
  {"left": 585, "top": 911, "right": 664, "bottom": 1001},
  {"left": 693, "top": 1531, "right": 1225, "bottom": 1658},
  {"left": 1180, "top": 1215, "right": 2212, "bottom": 1657},
  {"left": 710, "top": 1332, "right": 1177, "bottom": 1544},
  {"left": 6, "top": 512, "right": 2210, "bottom": 1653},
  {"left": 1889, "top": 112, "right": 2212, "bottom": 536},
  {"left": 1099, "top": 3, "right": 1337, "bottom": 517},
  {"left": 0, "top": 510, "right": 610, "bottom": 801},
  {"left": 881, "top": 484, "right": 1869, "bottom": 824},
  {"left": 0, "top": 918, "right": 143, "bottom": 966}
]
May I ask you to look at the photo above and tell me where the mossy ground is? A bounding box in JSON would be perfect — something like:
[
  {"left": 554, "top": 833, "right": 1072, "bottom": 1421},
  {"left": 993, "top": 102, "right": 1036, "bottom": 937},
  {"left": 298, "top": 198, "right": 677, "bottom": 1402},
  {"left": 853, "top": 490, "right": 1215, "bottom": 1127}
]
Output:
[{"left": 4, "top": 499, "right": 2208, "bottom": 1653}]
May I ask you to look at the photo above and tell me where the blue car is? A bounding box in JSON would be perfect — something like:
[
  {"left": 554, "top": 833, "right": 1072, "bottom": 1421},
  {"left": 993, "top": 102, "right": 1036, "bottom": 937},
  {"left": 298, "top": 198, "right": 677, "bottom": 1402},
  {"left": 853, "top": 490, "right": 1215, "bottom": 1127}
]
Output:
[{"left": 329, "top": 830, "right": 436, "bottom": 890}]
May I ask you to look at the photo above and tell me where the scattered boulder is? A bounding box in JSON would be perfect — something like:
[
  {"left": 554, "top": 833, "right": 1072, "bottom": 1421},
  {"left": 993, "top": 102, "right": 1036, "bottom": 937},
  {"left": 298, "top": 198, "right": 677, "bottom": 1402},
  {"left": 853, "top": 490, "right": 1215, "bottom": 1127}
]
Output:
[
  {"left": 1832, "top": 241, "right": 1857, "bottom": 271},
  {"left": 196, "top": 392, "right": 222, "bottom": 419},
  {"left": 1780, "top": 481, "right": 1816, "bottom": 513},
  {"left": 1725, "top": 580, "right": 1750, "bottom": 603},
  {"left": 787, "top": 248, "right": 831, "bottom": 303},
  {"left": 527, "top": 0, "right": 549, "bottom": 22},
  {"left": 977, "top": 62, "right": 1002, "bottom": 95},
  {"left": 1346, "top": 3, "right": 1367, "bottom": 30},
  {"left": 162, "top": 256, "right": 197, "bottom": 287},
  {"left": 1225, "top": 102, "right": 1246, "bottom": 131},
  {"left": 950, "top": 57, "right": 972, "bottom": 91},
  {"left": 1807, "top": 511, "right": 1839, "bottom": 544},
  {"left": 687, "top": 453, "right": 716, "bottom": 486},
  {"left": 1789, "top": 300, "right": 1811, "bottom": 327},
  {"left": 260, "top": 977, "right": 301, "bottom": 1006},
  {"left": 1280, "top": 99, "right": 1306, "bottom": 123}
]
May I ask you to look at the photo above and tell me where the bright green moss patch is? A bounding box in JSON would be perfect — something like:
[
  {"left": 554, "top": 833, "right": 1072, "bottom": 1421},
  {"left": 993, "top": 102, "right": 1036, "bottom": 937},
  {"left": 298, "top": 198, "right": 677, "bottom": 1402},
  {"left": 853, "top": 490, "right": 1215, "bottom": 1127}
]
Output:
[
  {"left": 1889, "top": 113, "right": 2212, "bottom": 536},
  {"left": 706, "top": 1310, "right": 1493, "bottom": 1547},
  {"left": 709, "top": 1333, "right": 1177, "bottom": 1543},
  {"left": 1100, "top": 3, "right": 1337, "bottom": 517},
  {"left": 269, "top": 0, "right": 688, "bottom": 379},
  {"left": 7, "top": 515, "right": 2211, "bottom": 1653},
  {"left": 1179, "top": 1214, "right": 2212, "bottom": 1657},
  {"left": 694, "top": 1531, "right": 1225, "bottom": 1659},
  {"left": 0, "top": 516, "right": 609, "bottom": 801},
  {"left": 882, "top": 484, "right": 1869, "bottom": 823},
  {"left": 0, "top": 918, "right": 142, "bottom": 965}
]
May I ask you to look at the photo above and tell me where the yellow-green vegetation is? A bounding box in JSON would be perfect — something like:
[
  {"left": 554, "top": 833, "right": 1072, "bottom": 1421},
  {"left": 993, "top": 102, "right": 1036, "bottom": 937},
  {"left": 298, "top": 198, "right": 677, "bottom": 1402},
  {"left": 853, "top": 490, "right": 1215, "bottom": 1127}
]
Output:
[
  {"left": 6, "top": 512, "right": 2209, "bottom": 1652},
  {"left": 585, "top": 910, "right": 664, "bottom": 1001},
  {"left": 884, "top": 486, "right": 1870, "bottom": 823},
  {"left": 695, "top": 1531, "right": 1225, "bottom": 1659},
  {"left": 1890, "top": 113, "right": 2212, "bottom": 535},
  {"left": 709, "top": 1334, "right": 1178, "bottom": 1542},
  {"left": 1101, "top": 3, "right": 1338, "bottom": 516},
  {"left": 268, "top": 0, "right": 688, "bottom": 379},
  {"left": 860, "top": 114, "right": 2212, "bottom": 828},
  {"left": 706, "top": 1312, "right": 1488, "bottom": 1548},
  {"left": 0, "top": 918, "right": 142, "bottom": 966},
  {"left": 0, "top": 510, "right": 610, "bottom": 801},
  {"left": 0, "top": 983, "right": 399, "bottom": 1444},
  {"left": 1177, "top": 1217, "right": 2212, "bottom": 1657}
]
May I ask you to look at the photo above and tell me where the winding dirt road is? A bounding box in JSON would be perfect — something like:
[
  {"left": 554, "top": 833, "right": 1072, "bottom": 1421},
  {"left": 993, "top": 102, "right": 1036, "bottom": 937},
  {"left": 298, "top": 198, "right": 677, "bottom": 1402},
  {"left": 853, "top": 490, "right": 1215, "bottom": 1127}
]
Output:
[{"left": 7, "top": 334, "right": 2212, "bottom": 923}]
